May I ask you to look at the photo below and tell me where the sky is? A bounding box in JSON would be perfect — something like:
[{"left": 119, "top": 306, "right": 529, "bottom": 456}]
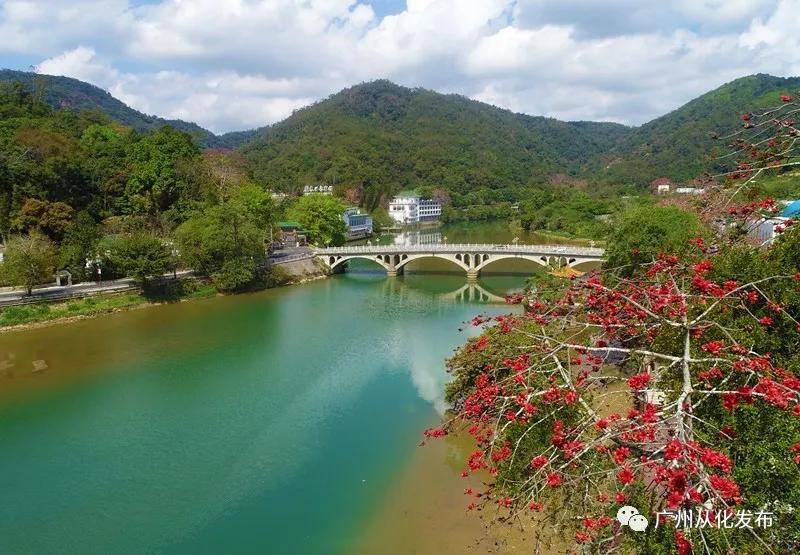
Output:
[{"left": 1, "top": 0, "right": 800, "bottom": 134}]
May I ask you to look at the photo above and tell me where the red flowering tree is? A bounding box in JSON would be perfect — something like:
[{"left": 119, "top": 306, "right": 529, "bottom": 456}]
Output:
[{"left": 432, "top": 96, "right": 800, "bottom": 554}]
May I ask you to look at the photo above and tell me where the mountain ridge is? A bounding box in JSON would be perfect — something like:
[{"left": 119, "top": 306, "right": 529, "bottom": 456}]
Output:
[
  {"left": 3, "top": 69, "right": 798, "bottom": 195},
  {"left": 0, "top": 69, "right": 262, "bottom": 148}
]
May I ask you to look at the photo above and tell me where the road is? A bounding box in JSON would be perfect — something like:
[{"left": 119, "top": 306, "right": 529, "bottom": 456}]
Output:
[
  {"left": 0, "top": 250, "right": 315, "bottom": 307},
  {"left": 0, "top": 270, "right": 194, "bottom": 306}
]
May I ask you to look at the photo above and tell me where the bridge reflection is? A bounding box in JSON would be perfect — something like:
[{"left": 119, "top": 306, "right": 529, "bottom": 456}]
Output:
[{"left": 376, "top": 275, "right": 519, "bottom": 305}]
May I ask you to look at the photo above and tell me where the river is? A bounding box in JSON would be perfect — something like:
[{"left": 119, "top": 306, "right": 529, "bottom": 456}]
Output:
[{"left": 0, "top": 222, "right": 577, "bottom": 554}]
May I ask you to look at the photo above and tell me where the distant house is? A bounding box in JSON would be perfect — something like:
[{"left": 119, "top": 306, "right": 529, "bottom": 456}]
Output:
[
  {"left": 342, "top": 208, "right": 373, "bottom": 240},
  {"left": 649, "top": 177, "right": 674, "bottom": 195},
  {"left": 278, "top": 221, "right": 308, "bottom": 247},
  {"left": 751, "top": 216, "right": 791, "bottom": 245},
  {"left": 302, "top": 185, "right": 333, "bottom": 195},
  {"left": 388, "top": 191, "right": 442, "bottom": 225}
]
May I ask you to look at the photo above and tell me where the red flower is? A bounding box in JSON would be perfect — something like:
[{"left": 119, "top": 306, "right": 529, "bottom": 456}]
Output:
[
  {"left": 528, "top": 501, "right": 543, "bottom": 511},
  {"left": 701, "top": 448, "right": 732, "bottom": 473},
  {"left": 628, "top": 372, "right": 652, "bottom": 390},
  {"left": 615, "top": 492, "right": 626, "bottom": 503},
  {"left": 709, "top": 475, "right": 741, "bottom": 502},
  {"left": 613, "top": 447, "right": 630, "bottom": 465},
  {"left": 792, "top": 443, "right": 800, "bottom": 464},
  {"left": 675, "top": 530, "right": 692, "bottom": 555},
  {"left": 531, "top": 455, "right": 548, "bottom": 469},
  {"left": 575, "top": 531, "right": 591, "bottom": 543},
  {"left": 781, "top": 94, "right": 793, "bottom": 102},
  {"left": 617, "top": 466, "right": 634, "bottom": 485},
  {"left": 664, "top": 439, "right": 684, "bottom": 461},
  {"left": 759, "top": 316, "right": 774, "bottom": 326},
  {"left": 701, "top": 341, "right": 725, "bottom": 355},
  {"left": 546, "top": 473, "right": 562, "bottom": 488}
]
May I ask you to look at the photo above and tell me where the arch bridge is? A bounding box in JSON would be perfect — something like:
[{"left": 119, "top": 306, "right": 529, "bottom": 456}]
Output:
[{"left": 314, "top": 244, "right": 605, "bottom": 279}]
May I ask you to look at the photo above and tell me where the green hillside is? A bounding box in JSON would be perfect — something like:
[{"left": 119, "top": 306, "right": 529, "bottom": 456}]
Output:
[
  {"left": 240, "top": 80, "right": 630, "bottom": 209},
  {"left": 597, "top": 74, "right": 800, "bottom": 184},
  {"left": 4, "top": 70, "right": 799, "bottom": 196},
  {"left": 0, "top": 69, "right": 259, "bottom": 149}
]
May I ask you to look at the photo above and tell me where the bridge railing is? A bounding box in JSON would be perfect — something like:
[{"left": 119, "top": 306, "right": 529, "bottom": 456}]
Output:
[{"left": 314, "top": 243, "right": 605, "bottom": 257}]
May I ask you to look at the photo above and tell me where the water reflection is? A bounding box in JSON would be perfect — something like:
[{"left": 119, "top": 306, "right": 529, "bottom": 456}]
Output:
[{"left": 0, "top": 272, "right": 525, "bottom": 554}]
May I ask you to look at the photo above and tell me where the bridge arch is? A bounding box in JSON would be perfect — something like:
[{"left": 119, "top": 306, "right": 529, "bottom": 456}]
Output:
[
  {"left": 395, "top": 253, "right": 470, "bottom": 273},
  {"left": 328, "top": 255, "right": 392, "bottom": 273},
  {"left": 473, "top": 253, "right": 549, "bottom": 274}
]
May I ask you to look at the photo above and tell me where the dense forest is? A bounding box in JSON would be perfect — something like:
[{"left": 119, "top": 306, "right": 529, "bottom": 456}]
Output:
[
  {"left": 0, "top": 70, "right": 260, "bottom": 149},
  {"left": 1, "top": 70, "right": 799, "bottom": 250},
  {"left": 240, "top": 80, "right": 629, "bottom": 210},
  {"left": 0, "top": 80, "right": 284, "bottom": 293},
  {"left": 598, "top": 74, "right": 800, "bottom": 185},
  {"left": 4, "top": 70, "right": 799, "bottom": 206}
]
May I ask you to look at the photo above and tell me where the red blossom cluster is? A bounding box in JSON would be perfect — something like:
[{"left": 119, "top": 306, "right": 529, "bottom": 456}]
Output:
[{"left": 429, "top": 228, "right": 800, "bottom": 551}]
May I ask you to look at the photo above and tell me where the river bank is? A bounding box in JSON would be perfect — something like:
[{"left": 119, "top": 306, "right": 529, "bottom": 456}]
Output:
[
  {"left": 0, "top": 257, "right": 331, "bottom": 332},
  {"left": 352, "top": 429, "right": 571, "bottom": 555}
]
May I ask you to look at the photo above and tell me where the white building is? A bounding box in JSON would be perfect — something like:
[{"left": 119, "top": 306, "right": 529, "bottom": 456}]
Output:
[
  {"left": 388, "top": 193, "right": 442, "bottom": 225},
  {"left": 342, "top": 208, "right": 373, "bottom": 240},
  {"left": 751, "top": 216, "right": 791, "bottom": 245}
]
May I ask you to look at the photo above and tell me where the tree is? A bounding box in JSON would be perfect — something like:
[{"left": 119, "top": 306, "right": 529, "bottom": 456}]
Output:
[
  {"left": 1, "top": 233, "right": 55, "bottom": 295},
  {"left": 432, "top": 98, "right": 800, "bottom": 554},
  {"left": 58, "top": 211, "right": 101, "bottom": 281},
  {"left": 439, "top": 233, "right": 799, "bottom": 553},
  {"left": 104, "top": 233, "right": 172, "bottom": 284},
  {"left": 12, "top": 198, "right": 74, "bottom": 242},
  {"left": 604, "top": 205, "right": 706, "bottom": 274},
  {"left": 125, "top": 126, "right": 201, "bottom": 217},
  {"left": 287, "top": 194, "right": 347, "bottom": 246},
  {"left": 174, "top": 187, "right": 271, "bottom": 292}
]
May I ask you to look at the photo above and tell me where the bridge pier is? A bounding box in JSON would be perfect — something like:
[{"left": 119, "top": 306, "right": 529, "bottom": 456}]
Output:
[{"left": 466, "top": 269, "right": 479, "bottom": 281}]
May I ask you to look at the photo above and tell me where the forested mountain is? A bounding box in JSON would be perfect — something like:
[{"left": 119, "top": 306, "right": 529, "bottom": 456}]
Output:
[
  {"left": 597, "top": 74, "right": 800, "bottom": 185},
  {"left": 3, "top": 69, "right": 798, "bottom": 202},
  {"left": 240, "top": 80, "right": 630, "bottom": 209},
  {"left": 0, "top": 70, "right": 258, "bottom": 148}
]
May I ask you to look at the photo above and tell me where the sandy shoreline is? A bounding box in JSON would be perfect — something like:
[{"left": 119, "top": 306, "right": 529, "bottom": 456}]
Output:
[{"left": 351, "top": 431, "right": 571, "bottom": 555}]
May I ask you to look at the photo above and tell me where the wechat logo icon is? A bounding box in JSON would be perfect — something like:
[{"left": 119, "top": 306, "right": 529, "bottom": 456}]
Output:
[{"left": 617, "top": 505, "right": 649, "bottom": 532}]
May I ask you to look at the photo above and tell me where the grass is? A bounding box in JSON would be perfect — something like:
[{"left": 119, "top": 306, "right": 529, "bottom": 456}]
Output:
[
  {"left": 0, "top": 279, "right": 221, "bottom": 329},
  {"left": 0, "top": 294, "right": 148, "bottom": 328}
]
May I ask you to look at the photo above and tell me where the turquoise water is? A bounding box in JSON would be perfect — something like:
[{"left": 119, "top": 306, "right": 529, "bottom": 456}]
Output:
[{"left": 0, "top": 272, "right": 522, "bottom": 554}]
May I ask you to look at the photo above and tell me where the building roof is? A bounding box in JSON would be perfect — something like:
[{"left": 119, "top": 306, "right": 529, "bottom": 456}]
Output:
[{"left": 782, "top": 199, "right": 800, "bottom": 218}]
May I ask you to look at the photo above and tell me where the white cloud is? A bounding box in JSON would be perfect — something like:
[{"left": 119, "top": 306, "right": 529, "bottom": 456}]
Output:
[
  {"left": 36, "top": 46, "right": 119, "bottom": 87},
  {"left": 4, "top": 0, "right": 800, "bottom": 133}
]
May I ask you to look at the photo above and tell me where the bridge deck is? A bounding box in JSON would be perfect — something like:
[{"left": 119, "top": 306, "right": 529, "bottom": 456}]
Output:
[{"left": 315, "top": 243, "right": 604, "bottom": 257}]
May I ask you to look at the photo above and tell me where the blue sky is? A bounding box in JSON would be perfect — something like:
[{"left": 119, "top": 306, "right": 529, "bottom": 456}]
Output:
[{"left": 1, "top": 0, "right": 798, "bottom": 133}]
